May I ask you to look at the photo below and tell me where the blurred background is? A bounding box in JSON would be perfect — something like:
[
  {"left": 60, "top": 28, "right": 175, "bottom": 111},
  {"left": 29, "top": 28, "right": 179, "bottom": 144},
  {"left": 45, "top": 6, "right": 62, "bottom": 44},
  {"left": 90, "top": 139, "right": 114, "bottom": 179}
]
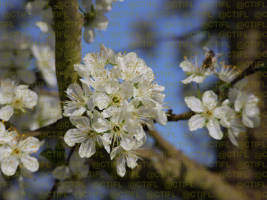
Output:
[{"left": 0, "top": 0, "right": 266, "bottom": 199}]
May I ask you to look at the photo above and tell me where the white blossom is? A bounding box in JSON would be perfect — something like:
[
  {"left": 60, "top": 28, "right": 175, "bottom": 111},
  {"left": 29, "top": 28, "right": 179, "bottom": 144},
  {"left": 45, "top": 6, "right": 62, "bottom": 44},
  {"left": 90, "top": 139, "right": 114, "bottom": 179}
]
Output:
[
  {"left": 110, "top": 138, "right": 143, "bottom": 177},
  {"left": 0, "top": 36, "right": 35, "bottom": 83},
  {"left": 0, "top": 82, "right": 38, "bottom": 121},
  {"left": 82, "top": 0, "right": 109, "bottom": 44},
  {"left": 63, "top": 82, "right": 94, "bottom": 117},
  {"left": 215, "top": 100, "right": 246, "bottom": 146},
  {"left": 64, "top": 115, "right": 110, "bottom": 158},
  {"left": 1, "top": 137, "right": 40, "bottom": 176},
  {"left": 234, "top": 91, "right": 260, "bottom": 128},
  {"left": 0, "top": 122, "right": 17, "bottom": 144},
  {"left": 185, "top": 90, "right": 227, "bottom": 140},
  {"left": 31, "top": 44, "right": 57, "bottom": 87},
  {"left": 214, "top": 61, "right": 241, "bottom": 83},
  {"left": 180, "top": 56, "right": 212, "bottom": 84}
]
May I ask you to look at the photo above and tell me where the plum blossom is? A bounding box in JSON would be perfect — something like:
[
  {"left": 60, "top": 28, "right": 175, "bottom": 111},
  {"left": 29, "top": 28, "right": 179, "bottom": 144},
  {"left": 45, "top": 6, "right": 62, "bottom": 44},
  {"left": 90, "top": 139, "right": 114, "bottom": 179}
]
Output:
[
  {"left": 110, "top": 138, "right": 143, "bottom": 177},
  {"left": 64, "top": 114, "right": 110, "bottom": 158},
  {"left": 185, "top": 90, "right": 232, "bottom": 140},
  {"left": 1, "top": 136, "right": 40, "bottom": 176},
  {"left": 0, "top": 81, "right": 38, "bottom": 121},
  {"left": 234, "top": 92, "right": 260, "bottom": 128},
  {"left": 214, "top": 61, "right": 241, "bottom": 83},
  {"left": 180, "top": 56, "right": 213, "bottom": 84}
]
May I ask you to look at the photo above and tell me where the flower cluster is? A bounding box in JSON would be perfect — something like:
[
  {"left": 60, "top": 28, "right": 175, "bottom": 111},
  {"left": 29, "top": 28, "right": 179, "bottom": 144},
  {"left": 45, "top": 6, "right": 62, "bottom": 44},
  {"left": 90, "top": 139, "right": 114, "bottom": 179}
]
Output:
[
  {"left": 26, "top": 0, "right": 124, "bottom": 45},
  {"left": 180, "top": 48, "right": 241, "bottom": 84},
  {"left": 82, "top": 0, "right": 124, "bottom": 44},
  {"left": 0, "top": 79, "right": 40, "bottom": 176},
  {"left": 63, "top": 44, "right": 167, "bottom": 176},
  {"left": 181, "top": 50, "right": 260, "bottom": 146}
]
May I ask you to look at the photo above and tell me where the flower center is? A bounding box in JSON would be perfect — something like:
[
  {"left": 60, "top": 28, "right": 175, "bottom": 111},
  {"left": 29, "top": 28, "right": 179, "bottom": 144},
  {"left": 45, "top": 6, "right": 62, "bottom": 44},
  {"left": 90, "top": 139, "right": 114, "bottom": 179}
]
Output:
[
  {"left": 113, "top": 126, "right": 120, "bottom": 132},
  {"left": 88, "top": 131, "right": 94, "bottom": 137},
  {"left": 12, "top": 148, "right": 20, "bottom": 155},
  {"left": 112, "top": 96, "right": 120, "bottom": 104},
  {"left": 204, "top": 110, "right": 214, "bottom": 119},
  {"left": 12, "top": 99, "right": 22, "bottom": 108}
]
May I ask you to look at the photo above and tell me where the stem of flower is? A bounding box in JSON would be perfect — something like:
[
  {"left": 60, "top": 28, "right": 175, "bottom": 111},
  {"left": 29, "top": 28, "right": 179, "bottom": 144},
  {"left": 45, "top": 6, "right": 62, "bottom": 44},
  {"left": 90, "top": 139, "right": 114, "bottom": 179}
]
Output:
[{"left": 197, "top": 84, "right": 201, "bottom": 99}]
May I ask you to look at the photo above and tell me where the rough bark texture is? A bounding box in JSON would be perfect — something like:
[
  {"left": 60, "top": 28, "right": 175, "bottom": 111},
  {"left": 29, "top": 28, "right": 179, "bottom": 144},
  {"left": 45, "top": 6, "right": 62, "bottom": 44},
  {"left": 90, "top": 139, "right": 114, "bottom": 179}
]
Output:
[{"left": 50, "top": 0, "right": 83, "bottom": 102}]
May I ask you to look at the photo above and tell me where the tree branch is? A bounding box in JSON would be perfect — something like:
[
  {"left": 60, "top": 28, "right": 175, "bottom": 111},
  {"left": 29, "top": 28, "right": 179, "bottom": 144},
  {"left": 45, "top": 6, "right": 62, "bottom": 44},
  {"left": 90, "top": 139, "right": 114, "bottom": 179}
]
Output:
[
  {"left": 45, "top": 0, "right": 83, "bottom": 199},
  {"left": 46, "top": 146, "right": 75, "bottom": 200}
]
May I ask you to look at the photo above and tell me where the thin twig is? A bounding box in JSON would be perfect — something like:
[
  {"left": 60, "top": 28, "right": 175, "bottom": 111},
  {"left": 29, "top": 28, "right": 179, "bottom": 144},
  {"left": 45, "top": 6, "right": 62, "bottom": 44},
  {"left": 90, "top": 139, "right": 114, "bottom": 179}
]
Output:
[{"left": 46, "top": 146, "right": 75, "bottom": 200}]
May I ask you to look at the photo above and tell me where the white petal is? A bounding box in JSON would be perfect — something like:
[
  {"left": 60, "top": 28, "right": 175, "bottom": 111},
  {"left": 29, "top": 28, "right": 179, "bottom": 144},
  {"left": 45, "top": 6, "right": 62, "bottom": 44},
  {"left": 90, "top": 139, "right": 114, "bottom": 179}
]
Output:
[
  {"left": 0, "top": 90, "right": 13, "bottom": 104},
  {"left": 228, "top": 129, "right": 238, "bottom": 146},
  {"left": 84, "top": 27, "right": 95, "bottom": 44},
  {"left": 20, "top": 155, "right": 39, "bottom": 172},
  {"left": 82, "top": 82, "right": 91, "bottom": 97},
  {"left": 70, "top": 107, "right": 87, "bottom": 117},
  {"left": 219, "top": 119, "right": 231, "bottom": 128},
  {"left": 120, "top": 81, "right": 133, "bottom": 99},
  {"left": 222, "top": 99, "right": 229, "bottom": 106},
  {"left": 242, "top": 110, "right": 254, "bottom": 128},
  {"left": 92, "top": 118, "right": 111, "bottom": 133},
  {"left": 0, "top": 122, "right": 5, "bottom": 133},
  {"left": 234, "top": 94, "right": 244, "bottom": 112},
  {"left": 66, "top": 83, "right": 83, "bottom": 101},
  {"left": 0, "top": 105, "right": 14, "bottom": 121},
  {"left": 180, "top": 60, "right": 194, "bottom": 72},
  {"left": 184, "top": 96, "right": 204, "bottom": 112},
  {"left": 155, "top": 110, "right": 168, "bottom": 126},
  {"left": 192, "top": 75, "right": 206, "bottom": 83},
  {"left": 94, "top": 92, "right": 110, "bottom": 110},
  {"left": 79, "top": 139, "right": 96, "bottom": 158},
  {"left": 105, "top": 80, "right": 120, "bottom": 94},
  {"left": 1, "top": 145, "right": 12, "bottom": 159},
  {"left": 120, "top": 136, "right": 136, "bottom": 151},
  {"left": 110, "top": 146, "right": 122, "bottom": 160},
  {"left": 0, "top": 131, "right": 17, "bottom": 144},
  {"left": 52, "top": 166, "right": 71, "bottom": 181},
  {"left": 18, "top": 137, "right": 40, "bottom": 154},
  {"left": 1, "top": 157, "right": 19, "bottom": 176},
  {"left": 128, "top": 124, "right": 145, "bottom": 141},
  {"left": 116, "top": 156, "right": 126, "bottom": 177},
  {"left": 64, "top": 129, "right": 87, "bottom": 147},
  {"left": 100, "top": 134, "right": 111, "bottom": 154},
  {"left": 74, "top": 64, "right": 92, "bottom": 77},
  {"left": 213, "top": 106, "right": 235, "bottom": 120},
  {"left": 36, "top": 21, "right": 49, "bottom": 32},
  {"left": 206, "top": 119, "right": 223, "bottom": 140},
  {"left": 93, "top": 15, "right": 109, "bottom": 30},
  {"left": 202, "top": 90, "right": 218, "bottom": 110},
  {"left": 69, "top": 116, "right": 91, "bottom": 130},
  {"left": 126, "top": 155, "right": 138, "bottom": 169},
  {"left": 22, "top": 90, "right": 38, "bottom": 109},
  {"left": 181, "top": 75, "right": 194, "bottom": 84},
  {"left": 86, "top": 96, "right": 94, "bottom": 111},
  {"left": 188, "top": 114, "right": 205, "bottom": 131},
  {"left": 244, "top": 105, "right": 260, "bottom": 119}
]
